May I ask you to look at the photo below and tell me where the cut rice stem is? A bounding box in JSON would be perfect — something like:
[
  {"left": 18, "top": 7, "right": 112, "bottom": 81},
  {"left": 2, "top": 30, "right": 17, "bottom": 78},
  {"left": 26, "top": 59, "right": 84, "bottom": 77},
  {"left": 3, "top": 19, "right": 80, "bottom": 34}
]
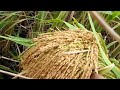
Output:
[{"left": 63, "top": 50, "right": 91, "bottom": 54}]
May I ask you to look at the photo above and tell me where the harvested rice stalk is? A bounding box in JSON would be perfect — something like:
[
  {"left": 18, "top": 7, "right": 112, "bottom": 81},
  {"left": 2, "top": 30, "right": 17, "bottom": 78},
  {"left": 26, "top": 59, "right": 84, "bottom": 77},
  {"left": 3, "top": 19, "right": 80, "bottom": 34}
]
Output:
[{"left": 20, "top": 29, "right": 98, "bottom": 79}]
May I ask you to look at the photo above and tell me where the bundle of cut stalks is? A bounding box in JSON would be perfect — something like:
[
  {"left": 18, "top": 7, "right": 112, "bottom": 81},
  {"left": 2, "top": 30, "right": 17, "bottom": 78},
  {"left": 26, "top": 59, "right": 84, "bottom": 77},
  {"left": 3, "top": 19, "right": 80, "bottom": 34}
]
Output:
[{"left": 20, "top": 29, "right": 99, "bottom": 79}]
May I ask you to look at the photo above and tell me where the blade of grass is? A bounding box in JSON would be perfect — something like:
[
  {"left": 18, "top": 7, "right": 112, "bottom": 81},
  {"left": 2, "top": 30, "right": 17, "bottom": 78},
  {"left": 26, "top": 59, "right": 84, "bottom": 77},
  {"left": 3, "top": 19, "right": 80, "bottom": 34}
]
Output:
[
  {"left": 50, "top": 11, "right": 68, "bottom": 29},
  {"left": 7, "top": 35, "right": 33, "bottom": 43},
  {"left": 98, "top": 63, "right": 115, "bottom": 75},
  {"left": 0, "top": 65, "right": 17, "bottom": 73},
  {"left": 72, "top": 17, "right": 86, "bottom": 30},
  {"left": 110, "top": 44, "right": 120, "bottom": 58},
  {"left": 63, "top": 21, "right": 78, "bottom": 30},
  {"left": 0, "top": 12, "right": 19, "bottom": 29},
  {"left": 108, "top": 11, "right": 120, "bottom": 20},
  {"left": 110, "top": 58, "right": 119, "bottom": 65},
  {"left": 98, "top": 33, "right": 108, "bottom": 54},
  {"left": 107, "top": 41, "right": 118, "bottom": 49},
  {"left": 34, "top": 11, "right": 48, "bottom": 32},
  {"left": 0, "top": 35, "right": 34, "bottom": 47}
]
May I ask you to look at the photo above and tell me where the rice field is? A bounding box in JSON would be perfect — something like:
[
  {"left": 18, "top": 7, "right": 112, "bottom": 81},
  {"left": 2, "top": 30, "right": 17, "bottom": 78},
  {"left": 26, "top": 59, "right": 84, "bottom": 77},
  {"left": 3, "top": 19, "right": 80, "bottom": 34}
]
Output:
[{"left": 0, "top": 11, "right": 120, "bottom": 79}]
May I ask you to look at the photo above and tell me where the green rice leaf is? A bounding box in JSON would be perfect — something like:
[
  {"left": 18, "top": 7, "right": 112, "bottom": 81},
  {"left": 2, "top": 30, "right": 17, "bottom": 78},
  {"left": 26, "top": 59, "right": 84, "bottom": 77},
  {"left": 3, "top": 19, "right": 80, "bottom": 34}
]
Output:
[
  {"left": 98, "top": 33, "right": 108, "bottom": 54},
  {"left": 0, "top": 12, "right": 17, "bottom": 29},
  {"left": 63, "top": 21, "right": 78, "bottom": 30},
  {"left": 110, "top": 45, "right": 120, "bottom": 58},
  {"left": 107, "top": 41, "right": 118, "bottom": 49},
  {"left": 0, "top": 65, "right": 17, "bottom": 73},
  {"left": 7, "top": 35, "right": 33, "bottom": 43},
  {"left": 98, "top": 63, "right": 115, "bottom": 75},
  {"left": 110, "top": 58, "right": 119, "bottom": 65},
  {"left": 72, "top": 17, "right": 86, "bottom": 30},
  {"left": 0, "top": 35, "right": 33, "bottom": 47}
]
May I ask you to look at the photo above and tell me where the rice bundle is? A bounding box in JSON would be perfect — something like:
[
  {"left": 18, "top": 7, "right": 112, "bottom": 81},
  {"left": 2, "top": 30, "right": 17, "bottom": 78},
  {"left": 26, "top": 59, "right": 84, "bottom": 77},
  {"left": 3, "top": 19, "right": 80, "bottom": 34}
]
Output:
[{"left": 20, "top": 29, "right": 99, "bottom": 79}]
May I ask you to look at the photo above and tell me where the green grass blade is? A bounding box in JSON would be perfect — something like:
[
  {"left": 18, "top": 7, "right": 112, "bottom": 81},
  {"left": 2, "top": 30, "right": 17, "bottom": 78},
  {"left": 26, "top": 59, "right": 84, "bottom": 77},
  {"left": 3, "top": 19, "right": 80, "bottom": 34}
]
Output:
[
  {"left": 98, "top": 33, "right": 108, "bottom": 54},
  {"left": 35, "top": 11, "right": 48, "bottom": 32},
  {"left": 0, "top": 35, "right": 33, "bottom": 47},
  {"left": 7, "top": 35, "right": 33, "bottom": 43},
  {"left": 72, "top": 17, "right": 86, "bottom": 30},
  {"left": 0, "top": 65, "right": 17, "bottom": 73},
  {"left": 0, "top": 12, "right": 18, "bottom": 29},
  {"left": 38, "top": 19, "right": 63, "bottom": 24},
  {"left": 107, "top": 11, "right": 120, "bottom": 20},
  {"left": 50, "top": 11, "right": 68, "bottom": 29},
  {"left": 110, "top": 45, "right": 120, "bottom": 58},
  {"left": 107, "top": 41, "right": 118, "bottom": 49},
  {"left": 63, "top": 21, "right": 78, "bottom": 30},
  {"left": 110, "top": 58, "right": 119, "bottom": 65},
  {"left": 98, "top": 63, "right": 115, "bottom": 75},
  {"left": 56, "top": 11, "right": 67, "bottom": 19}
]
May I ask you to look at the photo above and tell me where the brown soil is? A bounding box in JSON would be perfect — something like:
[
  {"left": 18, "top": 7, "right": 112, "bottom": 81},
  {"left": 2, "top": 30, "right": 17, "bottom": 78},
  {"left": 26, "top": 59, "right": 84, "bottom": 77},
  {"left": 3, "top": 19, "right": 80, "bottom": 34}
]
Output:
[{"left": 20, "top": 29, "right": 98, "bottom": 79}]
